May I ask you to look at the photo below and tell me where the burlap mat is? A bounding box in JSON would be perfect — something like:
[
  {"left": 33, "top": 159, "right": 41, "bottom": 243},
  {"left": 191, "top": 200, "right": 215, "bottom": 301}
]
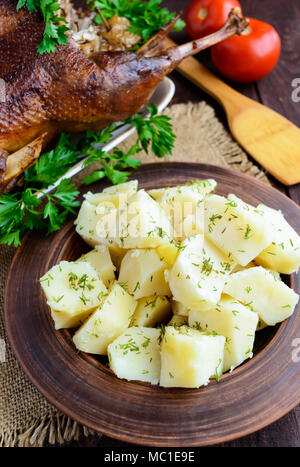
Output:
[{"left": 0, "top": 101, "right": 269, "bottom": 447}]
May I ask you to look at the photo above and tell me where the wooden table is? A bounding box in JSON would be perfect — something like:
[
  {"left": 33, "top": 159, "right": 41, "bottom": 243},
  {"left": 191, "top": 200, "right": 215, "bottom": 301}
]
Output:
[{"left": 57, "top": 0, "right": 300, "bottom": 448}]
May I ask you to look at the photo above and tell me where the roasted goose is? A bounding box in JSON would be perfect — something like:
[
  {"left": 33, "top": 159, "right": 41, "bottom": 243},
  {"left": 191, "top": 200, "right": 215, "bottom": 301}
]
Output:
[{"left": 0, "top": 0, "right": 248, "bottom": 191}]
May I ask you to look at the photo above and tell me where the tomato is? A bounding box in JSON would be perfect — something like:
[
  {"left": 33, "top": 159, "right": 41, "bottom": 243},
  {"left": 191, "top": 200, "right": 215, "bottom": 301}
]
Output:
[
  {"left": 185, "top": 0, "right": 242, "bottom": 39},
  {"left": 211, "top": 18, "right": 281, "bottom": 83}
]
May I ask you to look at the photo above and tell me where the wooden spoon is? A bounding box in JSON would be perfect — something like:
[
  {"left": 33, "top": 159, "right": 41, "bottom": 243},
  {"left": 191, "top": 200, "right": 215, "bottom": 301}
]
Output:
[{"left": 166, "top": 37, "right": 300, "bottom": 186}]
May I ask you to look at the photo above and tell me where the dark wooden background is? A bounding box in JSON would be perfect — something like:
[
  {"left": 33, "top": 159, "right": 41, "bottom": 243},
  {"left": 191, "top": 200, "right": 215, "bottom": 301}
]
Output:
[{"left": 54, "top": 0, "right": 300, "bottom": 447}]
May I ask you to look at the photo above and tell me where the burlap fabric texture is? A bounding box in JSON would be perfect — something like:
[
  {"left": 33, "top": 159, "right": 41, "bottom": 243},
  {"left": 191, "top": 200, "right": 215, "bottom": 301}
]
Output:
[{"left": 0, "top": 101, "right": 269, "bottom": 447}]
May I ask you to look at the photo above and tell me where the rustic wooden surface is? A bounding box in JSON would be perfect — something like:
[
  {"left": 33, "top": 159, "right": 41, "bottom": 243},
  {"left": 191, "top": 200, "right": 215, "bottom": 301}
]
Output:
[
  {"left": 5, "top": 164, "right": 300, "bottom": 448},
  {"left": 40, "top": 0, "right": 300, "bottom": 447}
]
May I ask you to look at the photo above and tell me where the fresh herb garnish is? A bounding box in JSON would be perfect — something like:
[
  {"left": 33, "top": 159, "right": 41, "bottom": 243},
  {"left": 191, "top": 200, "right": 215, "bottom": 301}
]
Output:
[
  {"left": 244, "top": 224, "right": 253, "bottom": 240},
  {"left": 82, "top": 105, "right": 175, "bottom": 185},
  {"left": 225, "top": 199, "right": 238, "bottom": 208},
  {"left": 0, "top": 105, "right": 176, "bottom": 247},
  {"left": 0, "top": 180, "right": 80, "bottom": 247},
  {"left": 201, "top": 258, "right": 213, "bottom": 276},
  {"left": 17, "top": 0, "right": 69, "bottom": 54},
  {"left": 141, "top": 336, "right": 151, "bottom": 348},
  {"left": 157, "top": 324, "right": 166, "bottom": 344},
  {"left": 24, "top": 134, "right": 78, "bottom": 188},
  {"left": 88, "top": 0, "right": 185, "bottom": 44},
  {"left": 18, "top": 0, "right": 184, "bottom": 54},
  {"left": 214, "top": 358, "right": 222, "bottom": 382},
  {"left": 119, "top": 338, "right": 140, "bottom": 355},
  {"left": 208, "top": 213, "right": 222, "bottom": 232}
]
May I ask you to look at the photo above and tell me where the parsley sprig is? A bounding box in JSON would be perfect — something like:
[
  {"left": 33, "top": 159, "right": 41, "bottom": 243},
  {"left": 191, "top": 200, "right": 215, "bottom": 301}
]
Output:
[
  {"left": 17, "top": 0, "right": 69, "bottom": 54},
  {"left": 0, "top": 105, "right": 176, "bottom": 247},
  {"left": 24, "top": 133, "right": 78, "bottom": 188},
  {"left": 18, "top": 0, "right": 184, "bottom": 54},
  {"left": 128, "top": 105, "right": 176, "bottom": 157},
  {"left": 88, "top": 0, "right": 185, "bottom": 43},
  {"left": 0, "top": 180, "right": 80, "bottom": 247},
  {"left": 82, "top": 104, "right": 175, "bottom": 185}
]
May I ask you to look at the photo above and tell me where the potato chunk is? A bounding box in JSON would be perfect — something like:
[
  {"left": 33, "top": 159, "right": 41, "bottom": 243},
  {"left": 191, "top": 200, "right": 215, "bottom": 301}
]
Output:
[
  {"left": 224, "top": 266, "right": 299, "bottom": 326},
  {"left": 73, "top": 283, "right": 137, "bottom": 355},
  {"left": 175, "top": 213, "right": 204, "bottom": 241},
  {"left": 231, "top": 261, "right": 256, "bottom": 274},
  {"left": 160, "top": 326, "right": 225, "bottom": 388},
  {"left": 166, "top": 190, "right": 204, "bottom": 241},
  {"left": 77, "top": 245, "right": 116, "bottom": 288},
  {"left": 75, "top": 182, "right": 138, "bottom": 251},
  {"left": 40, "top": 261, "right": 107, "bottom": 329},
  {"left": 156, "top": 243, "right": 179, "bottom": 266},
  {"left": 151, "top": 184, "right": 205, "bottom": 240},
  {"left": 108, "top": 327, "right": 161, "bottom": 384},
  {"left": 75, "top": 199, "right": 118, "bottom": 247},
  {"left": 165, "top": 234, "right": 235, "bottom": 311},
  {"left": 255, "top": 204, "right": 300, "bottom": 274},
  {"left": 84, "top": 180, "right": 138, "bottom": 207},
  {"left": 205, "top": 194, "right": 272, "bottom": 266},
  {"left": 118, "top": 249, "right": 171, "bottom": 299},
  {"left": 116, "top": 189, "right": 173, "bottom": 249},
  {"left": 171, "top": 300, "right": 190, "bottom": 317},
  {"left": 168, "top": 314, "right": 188, "bottom": 326},
  {"left": 102, "top": 179, "right": 138, "bottom": 195},
  {"left": 189, "top": 295, "right": 258, "bottom": 372},
  {"left": 130, "top": 296, "right": 171, "bottom": 327},
  {"left": 149, "top": 179, "right": 217, "bottom": 202}
]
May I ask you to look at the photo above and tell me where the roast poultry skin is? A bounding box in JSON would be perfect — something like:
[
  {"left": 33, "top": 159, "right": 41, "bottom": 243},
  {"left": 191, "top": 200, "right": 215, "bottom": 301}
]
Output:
[{"left": 0, "top": 1, "right": 248, "bottom": 190}]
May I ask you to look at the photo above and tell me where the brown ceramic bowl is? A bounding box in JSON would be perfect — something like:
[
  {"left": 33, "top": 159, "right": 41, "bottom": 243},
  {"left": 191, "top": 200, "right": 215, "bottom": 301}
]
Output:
[{"left": 4, "top": 163, "right": 300, "bottom": 446}]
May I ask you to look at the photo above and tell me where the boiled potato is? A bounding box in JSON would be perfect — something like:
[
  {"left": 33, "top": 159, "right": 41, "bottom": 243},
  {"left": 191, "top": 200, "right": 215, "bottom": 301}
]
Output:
[
  {"left": 231, "top": 261, "right": 256, "bottom": 274},
  {"left": 75, "top": 199, "right": 104, "bottom": 247},
  {"left": 40, "top": 261, "right": 107, "bottom": 329},
  {"left": 149, "top": 179, "right": 217, "bottom": 202},
  {"left": 171, "top": 300, "right": 190, "bottom": 317},
  {"left": 43, "top": 178, "right": 300, "bottom": 388},
  {"left": 175, "top": 213, "right": 204, "bottom": 241},
  {"left": 102, "top": 180, "right": 138, "bottom": 195},
  {"left": 75, "top": 199, "right": 119, "bottom": 249},
  {"left": 108, "top": 327, "right": 161, "bottom": 385},
  {"left": 156, "top": 242, "right": 179, "bottom": 266},
  {"left": 232, "top": 261, "right": 280, "bottom": 281},
  {"left": 256, "top": 319, "right": 268, "bottom": 331},
  {"left": 116, "top": 189, "right": 173, "bottom": 249},
  {"left": 77, "top": 245, "right": 115, "bottom": 288},
  {"left": 155, "top": 185, "right": 205, "bottom": 240},
  {"left": 78, "top": 182, "right": 138, "bottom": 250},
  {"left": 184, "top": 178, "right": 217, "bottom": 196},
  {"left": 189, "top": 295, "right": 258, "bottom": 372},
  {"left": 118, "top": 249, "right": 171, "bottom": 299},
  {"left": 73, "top": 283, "right": 137, "bottom": 355},
  {"left": 160, "top": 184, "right": 204, "bottom": 206},
  {"left": 168, "top": 314, "right": 188, "bottom": 326},
  {"left": 165, "top": 234, "right": 235, "bottom": 311},
  {"left": 205, "top": 194, "right": 272, "bottom": 266},
  {"left": 160, "top": 326, "right": 225, "bottom": 388},
  {"left": 130, "top": 296, "right": 171, "bottom": 327},
  {"left": 255, "top": 204, "right": 300, "bottom": 274},
  {"left": 148, "top": 187, "right": 167, "bottom": 202},
  {"left": 224, "top": 266, "right": 299, "bottom": 326},
  {"left": 84, "top": 180, "right": 138, "bottom": 207}
]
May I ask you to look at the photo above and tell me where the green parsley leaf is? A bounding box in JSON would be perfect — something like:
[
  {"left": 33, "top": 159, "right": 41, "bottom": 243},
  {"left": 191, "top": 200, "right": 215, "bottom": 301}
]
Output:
[
  {"left": 88, "top": 0, "right": 185, "bottom": 43},
  {"left": 18, "top": 0, "right": 69, "bottom": 54}
]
